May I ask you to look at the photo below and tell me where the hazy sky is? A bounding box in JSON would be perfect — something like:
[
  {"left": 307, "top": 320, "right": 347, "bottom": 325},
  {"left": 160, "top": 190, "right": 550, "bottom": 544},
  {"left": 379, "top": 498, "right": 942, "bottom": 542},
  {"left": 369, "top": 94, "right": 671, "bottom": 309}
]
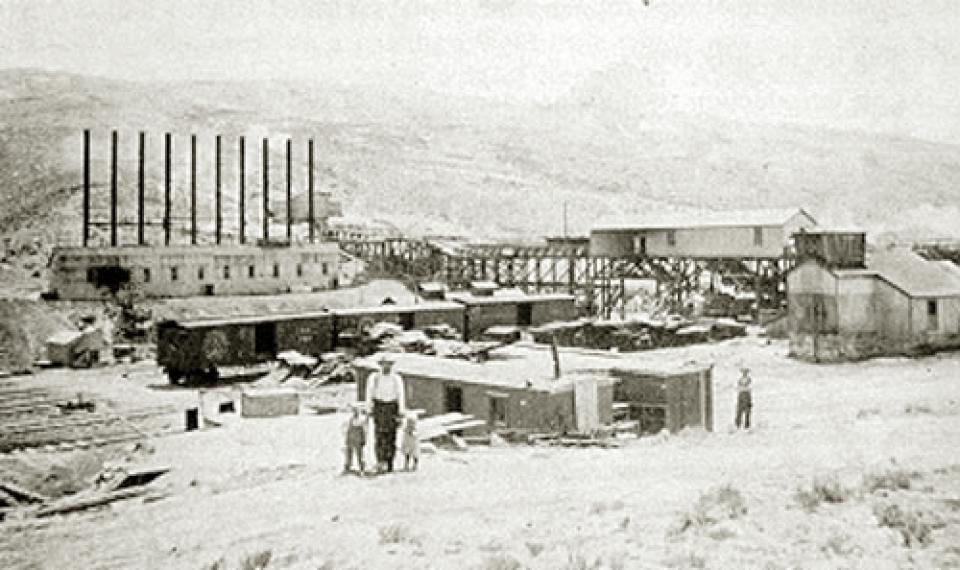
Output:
[{"left": 2, "top": 0, "right": 959, "bottom": 143}]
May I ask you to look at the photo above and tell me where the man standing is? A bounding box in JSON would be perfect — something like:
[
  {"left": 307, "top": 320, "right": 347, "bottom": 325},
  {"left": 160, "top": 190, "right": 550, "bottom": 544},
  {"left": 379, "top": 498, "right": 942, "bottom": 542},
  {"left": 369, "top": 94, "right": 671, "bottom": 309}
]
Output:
[
  {"left": 735, "top": 367, "right": 753, "bottom": 430},
  {"left": 365, "top": 354, "right": 406, "bottom": 473}
]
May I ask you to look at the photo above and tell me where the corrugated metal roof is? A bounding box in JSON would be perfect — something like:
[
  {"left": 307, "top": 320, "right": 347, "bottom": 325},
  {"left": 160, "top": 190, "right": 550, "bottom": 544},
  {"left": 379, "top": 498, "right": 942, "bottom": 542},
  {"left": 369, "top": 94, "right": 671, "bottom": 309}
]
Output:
[
  {"left": 593, "top": 207, "right": 815, "bottom": 231},
  {"left": 866, "top": 250, "right": 960, "bottom": 297}
]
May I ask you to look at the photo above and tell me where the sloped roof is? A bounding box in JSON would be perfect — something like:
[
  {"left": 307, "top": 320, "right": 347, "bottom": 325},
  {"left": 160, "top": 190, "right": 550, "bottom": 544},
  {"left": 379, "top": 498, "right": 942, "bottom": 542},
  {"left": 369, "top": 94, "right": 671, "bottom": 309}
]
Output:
[
  {"left": 593, "top": 207, "right": 816, "bottom": 232},
  {"left": 46, "top": 331, "right": 82, "bottom": 346},
  {"left": 866, "top": 250, "right": 960, "bottom": 297}
]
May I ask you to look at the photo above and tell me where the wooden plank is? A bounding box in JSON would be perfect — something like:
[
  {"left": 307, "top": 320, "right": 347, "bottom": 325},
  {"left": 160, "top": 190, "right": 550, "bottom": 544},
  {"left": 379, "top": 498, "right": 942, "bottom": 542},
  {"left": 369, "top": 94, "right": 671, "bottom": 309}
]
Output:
[
  {"left": 36, "top": 487, "right": 149, "bottom": 518},
  {"left": 440, "top": 419, "right": 486, "bottom": 431}
]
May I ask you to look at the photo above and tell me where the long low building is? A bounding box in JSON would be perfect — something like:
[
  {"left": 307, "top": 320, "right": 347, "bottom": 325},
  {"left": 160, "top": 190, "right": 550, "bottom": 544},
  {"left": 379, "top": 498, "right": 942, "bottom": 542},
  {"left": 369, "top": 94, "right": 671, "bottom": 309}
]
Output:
[
  {"left": 48, "top": 243, "right": 341, "bottom": 300},
  {"left": 354, "top": 346, "right": 714, "bottom": 435},
  {"left": 590, "top": 207, "right": 817, "bottom": 259}
]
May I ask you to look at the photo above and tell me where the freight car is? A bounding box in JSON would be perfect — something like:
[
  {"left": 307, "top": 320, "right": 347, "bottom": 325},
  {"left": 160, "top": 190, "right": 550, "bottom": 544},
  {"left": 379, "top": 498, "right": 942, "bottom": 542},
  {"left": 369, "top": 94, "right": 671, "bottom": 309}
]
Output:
[
  {"left": 156, "top": 311, "right": 335, "bottom": 384},
  {"left": 332, "top": 302, "right": 466, "bottom": 348},
  {"left": 156, "top": 294, "right": 577, "bottom": 383}
]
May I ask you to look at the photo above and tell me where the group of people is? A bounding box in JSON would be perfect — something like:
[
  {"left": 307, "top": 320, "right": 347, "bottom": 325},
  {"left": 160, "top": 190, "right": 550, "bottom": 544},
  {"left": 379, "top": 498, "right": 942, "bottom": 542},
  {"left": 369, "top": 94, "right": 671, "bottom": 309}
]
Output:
[
  {"left": 342, "top": 356, "right": 755, "bottom": 476},
  {"left": 342, "top": 354, "right": 419, "bottom": 476}
]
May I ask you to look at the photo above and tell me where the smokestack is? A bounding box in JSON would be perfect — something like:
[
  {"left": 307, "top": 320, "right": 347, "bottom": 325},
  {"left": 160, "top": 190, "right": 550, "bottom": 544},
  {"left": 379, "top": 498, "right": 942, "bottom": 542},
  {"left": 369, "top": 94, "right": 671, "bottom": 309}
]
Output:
[
  {"left": 82, "top": 129, "right": 90, "bottom": 247},
  {"left": 215, "top": 135, "right": 221, "bottom": 244},
  {"left": 262, "top": 138, "right": 269, "bottom": 242},
  {"left": 238, "top": 136, "right": 245, "bottom": 244},
  {"left": 110, "top": 130, "right": 118, "bottom": 247},
  {"left": 164, "top": 133, "right": 172, "bottom": 246},
  {"left": 138, "top": 131, "right": 145, "bottom": 246},
  {"left": 286, "top": 138, "right": 292, "bottom": 241},
  {"left": 190, "top": 134, "right": 197, "bottom": 245},
  {"left": 308, "top": 138, "right": 315, "bottom": 243}
]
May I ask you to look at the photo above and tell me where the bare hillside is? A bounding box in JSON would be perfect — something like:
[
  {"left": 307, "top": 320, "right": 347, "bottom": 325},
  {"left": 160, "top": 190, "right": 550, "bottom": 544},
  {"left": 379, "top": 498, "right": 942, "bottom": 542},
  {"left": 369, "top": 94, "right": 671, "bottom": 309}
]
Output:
[{"left": 2, "top": 68, "right": 959, "bottom": 247}]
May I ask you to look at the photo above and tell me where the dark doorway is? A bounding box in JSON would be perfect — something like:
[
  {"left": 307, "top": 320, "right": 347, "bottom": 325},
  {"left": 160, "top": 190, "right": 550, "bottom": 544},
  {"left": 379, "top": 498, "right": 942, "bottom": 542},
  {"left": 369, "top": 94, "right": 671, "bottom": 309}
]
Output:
[
  {"left": 203, "top": 284, "right": 215, "bottom": 296},
  {"left": 398, "top": 312, "right": 415, "bottom": 330},
  {"left": 87, "top": 266, "right": 131, "bottom": 293},
  {"left": 254, "top": 323, "right": 277, "bottom": 355},
  {"left": 444, "top": 385, "right": 463, "bottom": 413},
  {"left": 489, "top": 395, "right": 507, "bottom": 428},
  {"left": 517, "top": 303, "right": 533, "bottom": 327}
]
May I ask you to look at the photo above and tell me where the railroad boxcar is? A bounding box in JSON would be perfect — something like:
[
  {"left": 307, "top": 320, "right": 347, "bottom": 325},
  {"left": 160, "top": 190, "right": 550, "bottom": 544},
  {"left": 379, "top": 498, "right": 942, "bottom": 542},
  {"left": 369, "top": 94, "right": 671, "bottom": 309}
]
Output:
[
  {"left": 331, "top": 302, "right": 466, "bottom": 345},
  {"left": 447, "top": 293, "right": 578, "bottom": 340},
  {"left": 156, "top": 311, "right": 335, "bottom": 384}
]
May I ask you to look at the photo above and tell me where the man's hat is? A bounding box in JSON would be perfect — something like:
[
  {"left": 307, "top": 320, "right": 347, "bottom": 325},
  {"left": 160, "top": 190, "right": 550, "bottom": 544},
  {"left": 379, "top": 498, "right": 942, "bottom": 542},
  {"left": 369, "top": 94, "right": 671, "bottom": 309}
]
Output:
[{"left": 378, "top": 353, "right": 396, "bottom": 364}]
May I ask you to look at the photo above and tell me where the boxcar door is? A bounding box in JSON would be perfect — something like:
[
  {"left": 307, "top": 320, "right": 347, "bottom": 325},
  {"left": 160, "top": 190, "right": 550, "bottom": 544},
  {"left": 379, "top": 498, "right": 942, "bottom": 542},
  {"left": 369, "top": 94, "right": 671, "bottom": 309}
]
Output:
[
  {"left": 517, "top": 303, "right": 533, "bottom": 326},
  {"left": 254, "top": 323, "right": 277, "bottom": 356},
  {"left": 445, "top": 384, "right": 463, "bottom": 413}
]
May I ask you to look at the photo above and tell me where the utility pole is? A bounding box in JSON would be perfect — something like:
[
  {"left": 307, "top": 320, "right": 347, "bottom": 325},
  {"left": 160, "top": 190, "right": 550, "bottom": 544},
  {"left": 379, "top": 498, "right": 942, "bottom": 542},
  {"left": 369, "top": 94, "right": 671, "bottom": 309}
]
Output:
[{"left": 562, "top": 201, "right": 568, "bottom": 238}]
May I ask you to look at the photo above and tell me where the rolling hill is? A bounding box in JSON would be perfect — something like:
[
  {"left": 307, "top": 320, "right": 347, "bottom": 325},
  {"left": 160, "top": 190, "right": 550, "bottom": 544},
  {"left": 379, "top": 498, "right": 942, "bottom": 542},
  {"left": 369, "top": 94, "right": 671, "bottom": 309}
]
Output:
[{"left": 1, "top": 67, "right": 959, "bottom": 252}]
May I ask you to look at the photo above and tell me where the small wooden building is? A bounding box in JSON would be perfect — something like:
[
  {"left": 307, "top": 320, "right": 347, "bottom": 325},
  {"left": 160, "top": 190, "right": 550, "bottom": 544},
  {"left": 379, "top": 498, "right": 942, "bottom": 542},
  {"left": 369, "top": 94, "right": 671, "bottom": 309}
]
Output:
[
  {"left": 447, "top": 293, "right": 578, "bottom": 340},
  {"left": 45, "top": 328, "right": 107, "bottom": 368},
  {"left": 609, "top": 365, "right": 714, "bottom": 434},
  {"left": 590, "top": 208, "right": 817, "bottom": 259},
  {"left": 788, "top": 247, "right": 960, "bottom": 361},
  {"left": 354, "top": 352, "right": 616, "bottom": 434}
]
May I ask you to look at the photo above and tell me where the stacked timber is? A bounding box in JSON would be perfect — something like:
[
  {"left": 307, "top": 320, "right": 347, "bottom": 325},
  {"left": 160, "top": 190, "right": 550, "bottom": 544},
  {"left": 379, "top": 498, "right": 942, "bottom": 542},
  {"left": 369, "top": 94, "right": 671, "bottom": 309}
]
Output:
[{"left": 530, "top": 317, "right": 746, "bottom": 352}]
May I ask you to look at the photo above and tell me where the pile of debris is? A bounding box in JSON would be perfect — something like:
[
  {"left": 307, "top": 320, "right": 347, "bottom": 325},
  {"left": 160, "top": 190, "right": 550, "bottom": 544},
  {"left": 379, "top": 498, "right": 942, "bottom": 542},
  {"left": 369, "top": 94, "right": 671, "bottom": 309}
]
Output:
[
  {"left": 530, "top": 317, "right": 746, "bottom": 351},
  {"left": 352, "top": 321, "right": 515, "bottom": 362},
  {"left": 253, "top": 351, "right": 357, "bottom": 391},
  {"left": 0, "top": 446, "right": 168, "bottom": 520}
]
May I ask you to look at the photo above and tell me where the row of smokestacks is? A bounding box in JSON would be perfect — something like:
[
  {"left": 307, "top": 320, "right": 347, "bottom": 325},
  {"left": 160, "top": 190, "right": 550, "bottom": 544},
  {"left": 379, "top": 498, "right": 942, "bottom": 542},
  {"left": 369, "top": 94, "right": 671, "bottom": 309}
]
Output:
[{"left": 81, "top": 130, "right": 319, "bottom": 247}]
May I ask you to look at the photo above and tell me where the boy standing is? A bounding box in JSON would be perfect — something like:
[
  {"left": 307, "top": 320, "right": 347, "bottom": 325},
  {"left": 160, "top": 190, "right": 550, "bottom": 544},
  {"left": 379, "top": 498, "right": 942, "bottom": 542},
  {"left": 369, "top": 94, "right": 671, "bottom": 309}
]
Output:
[
  {"left": 343, "top": 403, "right": 368, "bottom": 475},
  {"left": 735, "top": 367, "right": 753, "bottom": 430}
]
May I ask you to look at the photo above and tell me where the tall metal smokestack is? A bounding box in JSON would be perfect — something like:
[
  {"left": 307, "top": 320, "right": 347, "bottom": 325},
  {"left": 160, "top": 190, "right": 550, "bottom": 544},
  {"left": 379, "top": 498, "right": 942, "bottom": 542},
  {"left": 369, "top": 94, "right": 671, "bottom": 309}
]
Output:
[
  {"left": 262, "top": 138, "right": 269, "bottom": 242},
  {"left": 138, "top": 131, "right": 145, "bottom": 246},
  {"left": 190, "top": 134, "right": 197, "bottom": 245},
  {"left": 82, "top": 129, "right": 90, "bottom": 247},
  {"left": 308, "top": 138, "right": 315, "bottom": 244},
  {"left": 164, "top": 133, "right": 172, "bottom": 246},
  {"left": 238, "top": 136, "right": 245, "bottom": 244},
  {"left": 215, "top": 135, "right": 221, "bottom": 244},
  {"left": 286, "top": 138, "right": 292, "bottom": 241},
  {"left": 110, "top": 130, "right": 118, "bottom": 247}
]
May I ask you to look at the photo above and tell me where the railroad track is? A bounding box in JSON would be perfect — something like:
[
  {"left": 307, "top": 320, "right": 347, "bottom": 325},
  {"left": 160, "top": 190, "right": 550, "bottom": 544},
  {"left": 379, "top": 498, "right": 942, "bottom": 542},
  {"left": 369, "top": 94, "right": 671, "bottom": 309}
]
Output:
[{"left": 0, "top": 382, "right": 180, "bottom": 453}]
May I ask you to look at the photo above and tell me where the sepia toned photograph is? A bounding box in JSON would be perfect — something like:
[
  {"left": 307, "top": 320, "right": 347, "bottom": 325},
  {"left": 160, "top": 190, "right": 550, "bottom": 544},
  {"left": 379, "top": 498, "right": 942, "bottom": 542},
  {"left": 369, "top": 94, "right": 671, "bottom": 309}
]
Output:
[{"left": 0, "top": 1, "right": 959, "bottom": 568}]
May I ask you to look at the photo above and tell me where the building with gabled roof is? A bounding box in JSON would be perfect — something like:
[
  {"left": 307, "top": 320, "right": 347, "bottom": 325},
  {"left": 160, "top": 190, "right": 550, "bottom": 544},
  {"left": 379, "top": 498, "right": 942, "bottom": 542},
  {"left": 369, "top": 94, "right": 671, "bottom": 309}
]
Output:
[{"left": 787, "top": 246, "right": 960, "bottom": 361}]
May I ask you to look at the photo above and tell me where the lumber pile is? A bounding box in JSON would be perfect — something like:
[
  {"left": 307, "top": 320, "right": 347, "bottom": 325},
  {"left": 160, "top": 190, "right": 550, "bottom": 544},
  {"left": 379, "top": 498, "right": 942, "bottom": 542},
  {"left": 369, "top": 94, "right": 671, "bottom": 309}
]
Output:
[{"left": 529, "top": 316, "right": 746, "bottom": 352}]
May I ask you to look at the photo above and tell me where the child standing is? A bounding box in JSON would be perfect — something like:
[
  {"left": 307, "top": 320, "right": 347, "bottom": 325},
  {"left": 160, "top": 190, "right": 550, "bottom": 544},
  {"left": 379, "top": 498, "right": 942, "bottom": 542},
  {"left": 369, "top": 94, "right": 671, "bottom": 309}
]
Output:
[
  {"left": 343, "top": 403, "right": 368, "bottom": 475},
  {"left": 401, "top": 413, "right": 420, "bottom": 471}
]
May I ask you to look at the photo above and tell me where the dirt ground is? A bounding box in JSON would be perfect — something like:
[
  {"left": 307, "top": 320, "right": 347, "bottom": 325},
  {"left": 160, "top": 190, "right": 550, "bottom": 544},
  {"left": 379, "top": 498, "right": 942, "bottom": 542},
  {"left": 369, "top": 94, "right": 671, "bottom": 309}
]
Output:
[{"left": 1, "top": 336, "right": 959, "bottom": 569}]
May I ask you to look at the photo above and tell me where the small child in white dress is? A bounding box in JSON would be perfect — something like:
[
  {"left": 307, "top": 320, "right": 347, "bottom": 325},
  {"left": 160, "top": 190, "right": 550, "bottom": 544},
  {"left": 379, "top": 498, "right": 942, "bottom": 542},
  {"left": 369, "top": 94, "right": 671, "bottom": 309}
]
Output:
[{"left": 400, "top": 413, "right": 420, "bottom": 471}]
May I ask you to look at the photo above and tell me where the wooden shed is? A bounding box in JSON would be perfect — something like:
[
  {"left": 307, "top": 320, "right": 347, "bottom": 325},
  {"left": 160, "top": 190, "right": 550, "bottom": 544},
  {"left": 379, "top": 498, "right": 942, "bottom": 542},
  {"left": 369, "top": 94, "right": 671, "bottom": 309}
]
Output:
[
  {"left": 45, "top": 328, "right": 107, "bottom": 368},
  {"left": 354, "top": 352, "right": 616, "bottom": 435},
  {"left": 609, "top": 365, "right": 714, "bottom": 434}
]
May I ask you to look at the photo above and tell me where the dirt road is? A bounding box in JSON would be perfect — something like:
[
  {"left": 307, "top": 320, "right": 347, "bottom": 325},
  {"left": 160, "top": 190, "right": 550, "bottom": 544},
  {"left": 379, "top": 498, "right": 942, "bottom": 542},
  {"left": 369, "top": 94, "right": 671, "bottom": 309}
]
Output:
[{"left": 1, "top": 338, "right": 959, "bottom": 569}]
